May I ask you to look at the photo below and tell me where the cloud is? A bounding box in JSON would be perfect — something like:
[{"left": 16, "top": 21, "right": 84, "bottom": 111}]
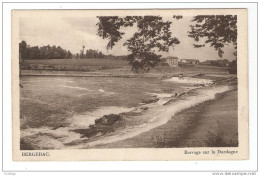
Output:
[
  {"left": 19, "top": 15, "right": 236, "bottom": 61},
  {"left": 20, "top": 16, "right": 125, "bottom": 55},
  {"left": 63, "top": 17, "right": 98, "bottom": 33}
]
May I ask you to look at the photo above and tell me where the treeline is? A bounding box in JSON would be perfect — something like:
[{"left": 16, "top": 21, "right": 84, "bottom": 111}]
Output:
[
  {"left": 200, "top": 59, "right": 231, "bottom": 67},
  {"left": 19, "top": 41, "right": 73, "bottom": 60},
  {"left": 19, "top": 41, "right": 126, "bottom": 60},
  {"left": 76, "top": 48, "right": 105, "bottom": 59}
]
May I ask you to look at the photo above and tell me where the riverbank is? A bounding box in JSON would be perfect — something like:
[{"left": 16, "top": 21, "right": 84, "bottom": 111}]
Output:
[
  {"left": 93, "top": 88, "right": 238, "bottom": 148},
  {"left": 20, "top": 64, "right": 234, "bottom": 79},
  {"left": 20, "top": 70, "right": 139, "bottom": 78}
]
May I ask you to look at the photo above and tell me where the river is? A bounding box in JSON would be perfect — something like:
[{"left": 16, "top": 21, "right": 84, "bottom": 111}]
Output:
[{"left": 19, "top": 76, "right": 232, "bottom": 149}]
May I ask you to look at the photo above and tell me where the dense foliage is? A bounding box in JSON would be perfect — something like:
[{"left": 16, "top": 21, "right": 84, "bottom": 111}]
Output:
[
  {"left": 188, "top": 15, "right": 237, "bottom": 57},
  {"left": 19, "top": 41, "right": 73, "bottom": 60},
  {"left": 97, "top": 16, "right": 181, "bottom": 72},
  {"left": 85, "top": 49, "right": 104, "bottom": 58}
]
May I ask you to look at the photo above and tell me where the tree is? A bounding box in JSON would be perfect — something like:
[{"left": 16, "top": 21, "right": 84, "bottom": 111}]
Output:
[
  {"left": 19, "top": 41, "right": 71, "bottom": 60},
  {"left": 82, "top": 45, "right": 85, "bottom": 59},
  {"left": 27, "top": 46, "right": 42, "bottom": 59},
  {"left": 188, "top": 15, "right": 237, "bottom": 57},
  {"left": 229, "top": 60, "right": 237, "bottom": 74},
  {"left": 66, "top": 50, "right": 73, "bottom": 59},
  {"left": 19, "top": 41, "right": 27, "bottom": 60},
  {"left": 19, "top": 41, "right": 27, "bottom": 77},
  {"left": 97, "top": 16, "right": 181, "bottom": 72},
  {"left": 79, "top": 50, "right": 84, "bottom": 59},
  {"left": 98, "top": 51, "right": 104, "bottom": 58},
  {"left": 39, "top": 45, "right": 51, "bottom": 59},
  {"left": 46, "top": 45, "right": 65, "bottom": 59},
  {"left": 85, "top": 49, "right": 103, "bottom": 58}
]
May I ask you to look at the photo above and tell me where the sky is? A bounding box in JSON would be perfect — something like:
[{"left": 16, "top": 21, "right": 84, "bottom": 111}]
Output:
[{"left": 19, "top": 16, "right": 236, "bottom": 61}]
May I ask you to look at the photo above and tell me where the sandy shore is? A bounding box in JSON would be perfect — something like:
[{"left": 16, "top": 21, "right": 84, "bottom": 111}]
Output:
[{"left": 95, "top": 88, "right": 238, "bottom": 148}]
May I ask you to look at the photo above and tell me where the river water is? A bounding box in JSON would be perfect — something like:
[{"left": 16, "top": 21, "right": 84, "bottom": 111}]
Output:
[{"left": 19, "top": 76, "right": 232, "bottom": 149}]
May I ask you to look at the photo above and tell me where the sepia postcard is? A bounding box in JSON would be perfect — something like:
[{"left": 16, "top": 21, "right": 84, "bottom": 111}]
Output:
[{"left": 12, "top": 9, "right": 248, "bottom": 161}]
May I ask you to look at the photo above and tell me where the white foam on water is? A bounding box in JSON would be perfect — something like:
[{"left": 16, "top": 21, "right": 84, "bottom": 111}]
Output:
[
  {"left": 165, "top": 77, "right": 213, "bottom": 85},
  {"left": 149, "top": 93, "right": 173, "bottom": 98},
  {"left": 78, "top": 85, "right": 232, "bottom": 148},
  {"left": 68, "top": 106, "right": 135, "bottom": 129},
  {"left": 29, "top": 135, "right": 65, "bottom": 149},
  {"left": 183, "top": 86, "right": 200, "bottom": 90},
  {"left": 60, "top": 85, "right": 92, "bottom": 91},
  {"left": 98, "top": 89, "right": 117, "bottom": 96},
  {"left": 156, "top": 99, "right": 172, "bottom": 106},
  {"left": 21, "top": 126, "right": 51, "bottom": 137},
  {"left": 99, "top": 89, "right": 105, "bottom": 92},
  {"left": 103, "top": 92, "right": 117, "bottom": 96},
  {"left": 77, "top": 93, "right": 91, "bottom": 97},
  {"left": 148, "top": 93, "right": 173, "bottom": 106},
  {"left": 21, "top": 126, "right": 82, "bottom": 149},
  {"left": 55, "top": 78, "right": 74, "bottom": 83},
  {"left": 21, "top": 106, "right": 135, "bottom": 149}
]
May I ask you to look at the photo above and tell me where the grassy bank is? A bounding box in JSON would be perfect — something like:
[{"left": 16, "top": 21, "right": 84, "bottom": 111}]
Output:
[
  {"left": 21, "top": 58, "right": 234, "bottom": 80},
  {"left": 23, "top": 58, "right": 129, "bottom": 67}
]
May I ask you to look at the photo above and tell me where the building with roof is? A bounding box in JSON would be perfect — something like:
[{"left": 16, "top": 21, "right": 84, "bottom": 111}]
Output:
[
  {"left": 180, "top": 59, "right": 200, "bottom": 65},
  {"left": 166, "top": 56, "right": 179, "bottom": 67}
]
